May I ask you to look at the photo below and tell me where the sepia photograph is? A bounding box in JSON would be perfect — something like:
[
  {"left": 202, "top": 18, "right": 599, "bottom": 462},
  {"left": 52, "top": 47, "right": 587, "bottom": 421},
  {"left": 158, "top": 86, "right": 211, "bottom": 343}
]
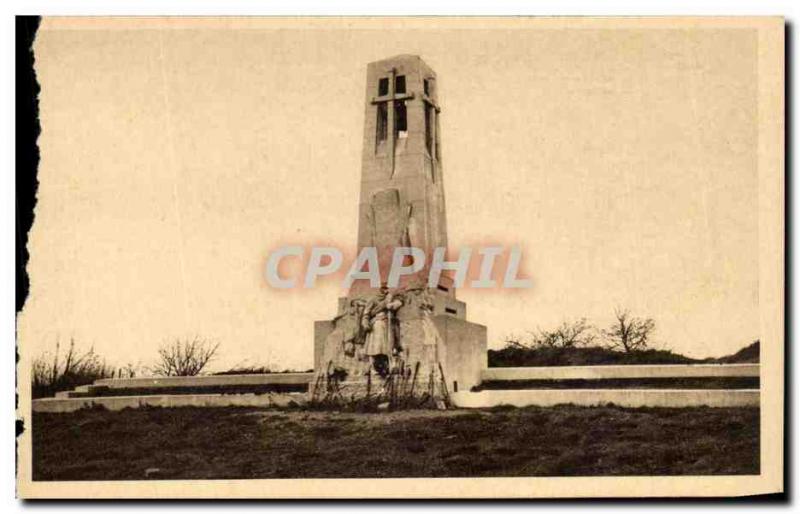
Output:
[{"left": 14, "top": 15, "right": 784, "bottom": 499}]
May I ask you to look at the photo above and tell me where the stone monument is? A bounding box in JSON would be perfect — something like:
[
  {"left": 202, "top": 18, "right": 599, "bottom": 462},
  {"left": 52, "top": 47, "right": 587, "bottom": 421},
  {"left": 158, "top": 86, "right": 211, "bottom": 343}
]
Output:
[{"left": 313, "top": 55, "right": 486, "bottom": 407}]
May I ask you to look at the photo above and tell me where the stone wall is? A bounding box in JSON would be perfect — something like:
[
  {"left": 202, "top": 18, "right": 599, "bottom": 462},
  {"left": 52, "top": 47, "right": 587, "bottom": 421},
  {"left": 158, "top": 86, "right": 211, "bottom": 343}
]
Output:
[{"left": 451, "top": 389, "right": 760, "bottom": 409}]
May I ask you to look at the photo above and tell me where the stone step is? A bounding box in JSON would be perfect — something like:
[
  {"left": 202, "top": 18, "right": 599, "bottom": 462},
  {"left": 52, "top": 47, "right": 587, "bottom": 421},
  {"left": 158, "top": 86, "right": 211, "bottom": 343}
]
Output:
[
  {"left": 451, "top": 389, "right": 760, "bottom": 409},
  {"left": 94, "top": 372, "right": 314, "bottom": 389},
  {"left": 33, "top": 392, "right": 308, "bottom": 413},
  {"left": 55, "top": 390, "right": 90, "bottom": 399},
  {"left": 47, "top": 377, "right": 311, "bottom": 400},
  {"left": 74, "top": 384, "right": 110, "bottom": 394},
  {"left": 482, "top": 364, "right": 760, "bottom": 381}
]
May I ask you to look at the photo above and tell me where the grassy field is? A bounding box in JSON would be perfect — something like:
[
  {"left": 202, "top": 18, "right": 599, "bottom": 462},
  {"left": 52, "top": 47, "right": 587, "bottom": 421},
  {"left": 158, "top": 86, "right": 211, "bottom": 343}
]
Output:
[{"left": 32, "top": 404, "right": 759, "bottom": 480}]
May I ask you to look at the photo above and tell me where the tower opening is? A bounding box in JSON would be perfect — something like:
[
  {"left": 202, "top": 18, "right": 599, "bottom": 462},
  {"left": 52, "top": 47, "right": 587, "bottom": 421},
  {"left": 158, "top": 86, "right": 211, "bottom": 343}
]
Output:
[
  {"left": 395, "top": 75, "right": 406, "bottom": 94},
  {"left": 425, "top": 103, "right": 433, "bottom": 155},
  {"left": 378, "top": 77, "right": 389, "bottom": 96},
  {"left": 376, "top": 103, "right": 388, "bottom": 144},
  {"left": 394, "top": 100, "right": 407, "bottom": 139}
]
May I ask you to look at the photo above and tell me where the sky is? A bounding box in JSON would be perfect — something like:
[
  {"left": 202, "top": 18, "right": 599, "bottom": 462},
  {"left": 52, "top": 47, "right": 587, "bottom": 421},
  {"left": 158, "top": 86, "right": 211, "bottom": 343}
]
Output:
[{"left": 20, "top": 19, "right": 759, "bottom": 372}]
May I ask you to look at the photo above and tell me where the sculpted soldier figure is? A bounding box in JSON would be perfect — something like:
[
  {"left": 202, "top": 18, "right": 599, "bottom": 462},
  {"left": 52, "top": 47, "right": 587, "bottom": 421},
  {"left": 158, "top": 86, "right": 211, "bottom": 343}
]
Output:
[
  {"left": 361, "top": 287, "right": 403, "bottom": 377},
  {"left": 340, "top": 299, "right": 366, "bottom": 358}
]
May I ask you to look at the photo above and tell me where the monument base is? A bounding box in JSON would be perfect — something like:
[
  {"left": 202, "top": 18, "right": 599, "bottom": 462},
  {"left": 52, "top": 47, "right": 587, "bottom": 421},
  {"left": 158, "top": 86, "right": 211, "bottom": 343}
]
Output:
[
  {"left": 312, "top": 289, "right": 486, "bottom": 406},
  {"left": 431, "top": 315, "right": 487, "bottom": 394}
]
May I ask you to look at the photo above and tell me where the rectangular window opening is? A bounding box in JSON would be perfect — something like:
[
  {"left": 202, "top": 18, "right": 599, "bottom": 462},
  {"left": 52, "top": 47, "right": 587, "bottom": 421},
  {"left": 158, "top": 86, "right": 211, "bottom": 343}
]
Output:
[
  {"left": 425, "top": 103, "right": 433, "bottom": 155},
  {"left": 378, "top": 77, "right": 389, "bottom": 96},
  {"left": 376, "top": 103, "right": 388, "bottom": 144},
  {"left": 445, "top": 307, "right": 457, "bottom": 315},
  {"left": 423, "top": 78, "right": 431, "bottom": 96},
  {"left": 437, "top": 285, "right": 449, "bottom": 292},
  {"left": 395, "top": 75, "right": 406, "bottom": 94},
  {"left": 394, "top": 100, "right": 407, "bottom": 138}
]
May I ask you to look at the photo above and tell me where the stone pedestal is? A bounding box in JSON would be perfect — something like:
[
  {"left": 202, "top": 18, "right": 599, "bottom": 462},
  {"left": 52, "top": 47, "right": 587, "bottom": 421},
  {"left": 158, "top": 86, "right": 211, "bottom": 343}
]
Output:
[
  {"left": 432, "top": 315, "right": 487, "bottom": 393},
  {"left": 312, "top": 289, "right": 486, "bottom": 405}
]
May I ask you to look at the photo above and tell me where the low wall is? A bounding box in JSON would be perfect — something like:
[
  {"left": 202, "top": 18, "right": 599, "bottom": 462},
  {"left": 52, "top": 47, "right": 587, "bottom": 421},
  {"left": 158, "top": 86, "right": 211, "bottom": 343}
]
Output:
[
  {"left": 94, "top": 373, "right": 315, "bottom": 389},
  {"left": 482, "top": 364, "right": 759, "bottom": 381},
  {"left": 434, "top": 315, "right": 487, "bottom": 393},
  {"left": 451, "top": 389, "right": 759, "bottom": 409},
  {"left": 33, "top": 392, "right": 308, "bottom": 413}
]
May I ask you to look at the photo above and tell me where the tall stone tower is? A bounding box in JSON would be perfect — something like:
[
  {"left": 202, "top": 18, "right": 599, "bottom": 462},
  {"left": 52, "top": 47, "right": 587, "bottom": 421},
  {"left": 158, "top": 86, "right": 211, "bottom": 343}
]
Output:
[
  {"left": 356, "top": 55, "right": 447, "bottom": 271},
  {"left": 351, "top": 55, "right": 461, "bottom": 315},
  {"left": 312, "top": 55, "right": 486, "bottom": 404}
]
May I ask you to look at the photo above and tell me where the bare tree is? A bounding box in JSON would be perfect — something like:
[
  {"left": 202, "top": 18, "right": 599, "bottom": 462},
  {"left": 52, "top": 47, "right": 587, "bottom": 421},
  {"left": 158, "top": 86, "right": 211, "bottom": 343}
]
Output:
[
  {"left": 530, "top": 328, "right": 559, "bottom": 348},
  {"left": 152, "top": 337, "right": 220, "bottom": 376},
  {"left": 603, "top": 308, "right": 655, "bottom": 353}
]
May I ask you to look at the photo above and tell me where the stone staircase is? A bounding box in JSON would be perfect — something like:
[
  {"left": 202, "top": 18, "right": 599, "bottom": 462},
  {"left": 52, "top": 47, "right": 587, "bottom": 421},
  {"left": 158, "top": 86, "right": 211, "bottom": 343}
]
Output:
[{"left": 35, "top": 373, "right": 315, "bottom": 412}]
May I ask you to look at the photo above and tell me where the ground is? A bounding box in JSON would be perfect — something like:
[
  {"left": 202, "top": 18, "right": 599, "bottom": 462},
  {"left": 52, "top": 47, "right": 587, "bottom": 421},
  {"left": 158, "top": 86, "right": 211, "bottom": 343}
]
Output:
[{"left": 32, "top": 404, "right": 759, "bottom": 480}]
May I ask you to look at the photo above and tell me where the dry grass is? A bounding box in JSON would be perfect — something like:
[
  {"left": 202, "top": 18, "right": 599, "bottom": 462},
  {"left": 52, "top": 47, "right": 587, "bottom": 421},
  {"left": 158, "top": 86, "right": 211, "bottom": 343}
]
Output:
[
  {"left": 32, "top": 404, "right": 758, "bottom": 480},
  {"left": 31, "top": 340, "right": 118, "bottom": 399},
  {"left": 214, "top": 366, "right": 313, "bottom": 375}
]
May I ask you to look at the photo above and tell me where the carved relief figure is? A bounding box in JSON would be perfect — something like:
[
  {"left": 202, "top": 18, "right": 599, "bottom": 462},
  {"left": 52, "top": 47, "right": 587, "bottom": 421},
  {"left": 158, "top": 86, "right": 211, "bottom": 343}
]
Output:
[
  {"left": 361, "top": 287, "right": 404, "bottom": 377},
  {"left": 340, "top": 299, "right": 367, "bottom": 358},
  {"left": 365, "top": 188, "right": 414, "bottom": 250}
]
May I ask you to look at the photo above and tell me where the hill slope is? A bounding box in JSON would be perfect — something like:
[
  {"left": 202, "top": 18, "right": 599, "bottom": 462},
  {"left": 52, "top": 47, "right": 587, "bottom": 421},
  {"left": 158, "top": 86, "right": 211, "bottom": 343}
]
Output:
[{"left": 711, "top": 341, "right": 760, "bottom": 364}]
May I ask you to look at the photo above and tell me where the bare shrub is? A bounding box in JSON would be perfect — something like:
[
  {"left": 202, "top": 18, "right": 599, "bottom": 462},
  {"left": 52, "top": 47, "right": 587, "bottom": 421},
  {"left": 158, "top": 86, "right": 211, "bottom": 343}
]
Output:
[
  {"left": 501, "top": 333, "right": 529, "bottom": 350},
  {"left": 537, "top": 318, "right": 596, "bottom": 349},
  {"left": 603, "top": 307, "right": 656, "bottom": 353},
  {"left": 114, "top": 362, "right": 142, "bottom": 379},
  {"left": 504, "top": 319, "right": 597, "bottom": 350},
  {"left": 31, "top": 339, "right": 114, "bottom": 399},
  {"left": 214, "top": 365, "right": 314, "bottom": 375},
  {"left": 152, "top": 337, "right": 220, "bottom": 376}
]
